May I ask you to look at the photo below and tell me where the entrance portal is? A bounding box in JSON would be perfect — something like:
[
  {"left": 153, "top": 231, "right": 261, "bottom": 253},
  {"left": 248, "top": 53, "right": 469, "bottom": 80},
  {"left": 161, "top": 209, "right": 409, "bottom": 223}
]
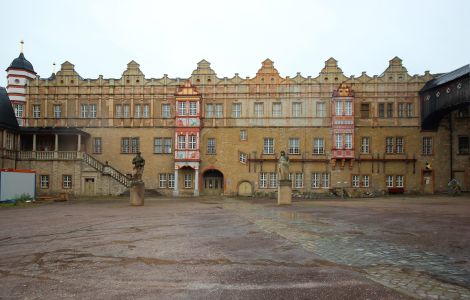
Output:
[
  {"left": 84, "top": 178, "right": 95, "bottom": 195},
  {"left": 203, "top": 169, "right": 224, "bottom": 196}
]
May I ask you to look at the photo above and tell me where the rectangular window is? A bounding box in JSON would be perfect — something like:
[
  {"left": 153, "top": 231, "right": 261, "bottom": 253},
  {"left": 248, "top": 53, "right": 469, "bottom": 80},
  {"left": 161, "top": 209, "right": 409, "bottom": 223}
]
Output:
[
  {"left": 54, "top": 105, "right": 61, "bottom": 118},
  {"left": 407, "top": 103, "right": 414, "bottom": 118},
  {"left": 361, "top": 137, "right": 370, "bottom": 154},
  {"left": 159, "top": 173, "right": 167, "bottom": 188},
  {"left": 168, "top": 173, "right": 175, "bottom": 188},
  {"left": 396, "top": 175, "right": 404, "bottom": 188},
  {"left": 386, "top": 137, "right": 394, "bottom": 154},
  {"left": 232, "top": 103, "right": 241, "bottom": 118},
  {"left": 121, "top": 138, "right": 130, "bottom": 153},
  {"left": 188, "top": 135, "right": 197, "bottom": 150},
  {"left": 335, "top": 101, "right": 342, "bottom": 116},
  {"left": 115, "top": 104, "right": 122, "bottom": 118},
  {"left": 387, "top": 103, "right": 393, "bottom": 118},
  {"left": 263, "top": 138, "right": 274, "bottom": 154},
  {"left": 378, "top": 103, "right": 385, "bottom": 118},
  {"left": 254, "top": 103, "right": 264, "bottom": 117},
  {"left": 154, "top": 138, "right": 162, "bottom": 153},
  {"left": 292, "top": 102, "right": 302, "bottom": 117},
  {"left": 93, "top": 137, "right": 102, "bottom": 154},
  {"left": 396, "top": 137, "right": 405, "bottom": 154},
  {"left": 163, "top": 138, "right": 172, "bottom": 153},
  {"left": 215, "top": 104, "right": 223, "bottom": 118},
  {"left": 177, "top": 135, "right": 186, "bottom": 150},
  {"left": 363, "top": 175, "right": 370, "bottom": 187},
  {"left": 288, "top": 138, "right": 300, "bottom": 155},
  {"left": 259, "top": 172, "right": 268, "bottom": 188},
  {"left": 62, "top": 175, "right": 72, "bottom": 189},
  {"left": 80, "top": 104, "right": 89, "bottom": 118},
  {"left": 123, "top": 104, "right": 130, "bottom": 118},
  {"left": 121, "top": 137, "right": 139, "bottom": 153},
  {"left": 178, "top": 101, "right": 186, "bottom": 116},
  {"left": 345, "top": 101, "right": 352, "bottom": 116},
  {"left": 313, "top": 138, "right": 325, "bottom": 154},
  {"left": 89, "top": 104, "right": 97, "bottom": 118},
  {"left": 398, "top": 103, "right": 405, "bottom": 118},
  {"left": 40, "top": 175, "right": 49, "bottom": 189},
  {"left": 14, "top": 104, "right": 24, "bottom": 118},
  {"left": 240, "top": 130, "right": 247, "bottom": 141},
  {"left": 458, "top": 136, "right": 469, "bottom": 155},
  {"left": 134, "top": 104, "right": 142, "bottom": 118},
  {"left": 206, "top": 104, "right": 213, "bottom": 118},
  {"left": 32, "top": 104, "right": 41, "bottom": 118},
  {"left": 272, "top": 102, "right": 282, "bottom": 117},
  {"left": 207, "top": 138, "right": 216, "bottom": 154},
  {"left": 335, "top": 134, "right": 343, "bottom": 149},
  {"left": 322, "top": 173, "right": 330, "bottom": 188},
  {"left": 162, "top": 104, "right": 171, "bottom": 118},
  {"left": 189, "top": 102, "right": 197, "bottom": 116},
  {"left": 184, "top": 174, "right": 192, "bottom": 188},
  {"left": 311, "top": 173, "right": 321, "bottom": 188},
  {"left": 345, "top": 133, "right": 353, "bottom": 149},
  {"left": 131, "top": 137, "right": 139, "bottom": 153},
  {"left": 386, "top": 175, "right": 394, "bottom": 187},
  {"left": 352, "top": 175, "right": 360, "bottom": 187},
  {"left": 269, "top": 172, "right": 277, "bottom": 188},
  {"left": 293, "top": 173, "right": 304, "bottom": 188},
  {"left": 239, "top": 152, "right": 247, "bottom": 164},
  {"left": 422, "top": 137, "right": 433, "bottom": 155},
  {"left": 360, "top": 103, "right": 369, "bottom": 118},
  {"left": 143, "top": 104, "right": 150, "bottom": 118},
  {"left": 316, "top": 102, "right": 326, "bottom": 117}
]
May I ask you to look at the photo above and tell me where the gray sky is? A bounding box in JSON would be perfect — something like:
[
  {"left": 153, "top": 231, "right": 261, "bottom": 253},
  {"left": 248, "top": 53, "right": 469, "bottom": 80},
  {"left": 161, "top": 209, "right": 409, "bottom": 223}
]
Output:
[{"left": 1, "top": 0, "right": 469, "bottom": 86}]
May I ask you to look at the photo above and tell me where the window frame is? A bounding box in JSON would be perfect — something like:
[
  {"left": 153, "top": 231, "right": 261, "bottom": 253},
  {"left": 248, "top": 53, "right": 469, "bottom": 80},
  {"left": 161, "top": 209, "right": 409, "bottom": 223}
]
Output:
[
  {"left": 263, "top": 138, "right": 274, "bottom": 154},
  {"left": 62, "top": 175, "right": 72, "bottom": 189},
  {"left": 40, "top": 175, "right": 49, "bottom": 189}
]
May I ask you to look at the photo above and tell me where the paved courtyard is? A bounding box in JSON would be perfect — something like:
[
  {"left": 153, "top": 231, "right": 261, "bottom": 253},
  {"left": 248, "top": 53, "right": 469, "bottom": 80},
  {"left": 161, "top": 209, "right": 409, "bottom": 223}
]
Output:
[{"left": 0, "top": 195, "right": 469, "bottom": 299}]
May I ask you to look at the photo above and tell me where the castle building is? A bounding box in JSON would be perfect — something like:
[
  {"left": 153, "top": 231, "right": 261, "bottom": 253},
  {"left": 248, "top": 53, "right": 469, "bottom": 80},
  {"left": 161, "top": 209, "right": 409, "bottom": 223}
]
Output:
[{"left": 1, "top": 47, "right": 469, "bottom": 197}]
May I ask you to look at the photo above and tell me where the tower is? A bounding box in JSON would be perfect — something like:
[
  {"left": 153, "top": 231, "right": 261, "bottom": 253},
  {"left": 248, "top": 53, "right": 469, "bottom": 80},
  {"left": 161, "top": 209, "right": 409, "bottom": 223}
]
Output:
[{"left": 6, "top": 41, "right": 36, "bottom": 126}]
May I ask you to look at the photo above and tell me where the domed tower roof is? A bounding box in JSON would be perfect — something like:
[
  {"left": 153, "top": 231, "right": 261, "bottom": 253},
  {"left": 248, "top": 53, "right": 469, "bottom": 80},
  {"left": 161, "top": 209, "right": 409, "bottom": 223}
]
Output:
[
  {"left": 6, "top": 52, "right": 36, "bottom": 74},
  {"left": 0, "top": 87, "right": 19, "bottom": 130}
]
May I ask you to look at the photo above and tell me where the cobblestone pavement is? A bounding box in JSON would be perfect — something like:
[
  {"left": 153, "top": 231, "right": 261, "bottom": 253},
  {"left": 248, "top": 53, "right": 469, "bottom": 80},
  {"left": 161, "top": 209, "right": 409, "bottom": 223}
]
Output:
[{"left": 223, "top": 199, "right": 470, "bottom": 300}]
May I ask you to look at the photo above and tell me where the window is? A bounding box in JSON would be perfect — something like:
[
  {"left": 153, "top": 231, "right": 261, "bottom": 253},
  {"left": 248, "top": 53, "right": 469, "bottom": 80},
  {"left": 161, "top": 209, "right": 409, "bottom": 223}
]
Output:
[
  {"left": 345, "top": 101, "right": 352, "bottom": 116},
  {"left": 123, "top": 104, "right": 130, "bottom": 118},
  {"left": 458, "top": 136, "right": 469, "bottom": 155},
  {"left": 134, "top": 104, "right": 142, "bottom": 118},
  {"left": 239, "top": 152, "right": 247, "bottom": 164},
  {"left": 387, "top": 103, "right": 393, "bottom": 118},
  {"left": 32, "top": 104, "right": 41, "bottom": 118},
  {"left": 335, "top": 101, "right": 342, "bottom": 116},
  {"left": 115, "top": 105, "right": 122, "bottom": 118},
  {"left": 263, "top": 138, "right": 274, "bottom": 154},
  {"left": 168, "top": 173, "right": 175, "bottom": 188},
  {"left": 363, "top": 175, "right": 370, "bottom": 187},
  {"left": 184, "top": 174, "right": 192, "bottom": 188},
  {"left": 386, "top": 175, "right": 394, "bottom": 187},
  {"left": 335, "top": 134, "right": 343, "bottom": 149},
  {"left": 178, "top": 101, "right": 187, "bottom": 116},
  {"left": 322, "top": 173, "right": 330, "bottom": 188},
  {"left": 311, "top": 173, "right": 321, "bottom": 188},
  {"left": 360, "top": 103, "right": 369, "bottom": 118},
  {"left": 154, "top": 138, "right": 172, "bottom": 153},
  {"left": 292, "top": 102, "right": 302, "bottom": 117},
  {"left": 80, "top": 104, "right": 96, "bottom": 118},
  {"left": 62, "top": 175, "right": 72, "bottom": 189},
  {"left": 288, "top": 138, "right": 300, "bottom": 155},
  {"left": 232, "top": 103, "right": 241, "bottom": 118},
  {"left": 386, "top": 137, "right": 394, "bottom": 154},
  {"left": 378, "top": 103, "right": 385, "bottom": 118},
  {"left": 177, "top": 135, "right": 186, "bottom": 150},
  {"left": 54, "top": 105, "right": 61, "bottom": 118},
  {"left": 206, "top": 104, "right": 213, "bottom": 117},
  {"left": 93, "top": 137, "right": 102, "bottom": 154},
  {"left": 345, "top": 134, "right": 353, "bottom": 149},
  {"left": 121, "top": 137, "right": 140, "bottom": 153},
  {"left": 215, "top": 104, "right": 223, "bottom": 118},
  {"left": 396, "top": 137, "right": 404, "bottom": 154},
  {"left": 316, "top": 102, "right": 326, "bottom": 117},
  {"left": 240, "top": 130, "right": 247, "bottom": 141},
  {"left": 396, "top": 175, "right": 404, "bottom": 188},
  {"left": 189, "top": 102, "right": 197, "bottom": 116},
  {"left": 159, "top": 174, "right": 167, "bottom": 188},
  {"left": 269, "top": 172, "right": 277, "bottom": 188},
  {"left": 293, "top": 173, "right": 303, "bottom": 188},
  {"left": 398, "top": 103, "right": 405, "bottom": 118},
  {"left": 407, "top": 103, "right": 414, "bottom": 118},
  {"left": 143, "top": 104, "right": 150, "bottom": 118},
  {"left": 272, "top": 102, "right": 282, "bottom": 117},
  {"left": 313, "top": 138, "right": 324, "bottom": 154},
  {"left": 361, "top": 137, "right": 370, "bottom": 154},
  {"left": 422, "top": 137, "right": 433, "bottom": 155},
  {"left": 188, "top": 135, "right": 197, "bottom": 150},
  {"left": 40, "top": 175, "right": 49, "bottom": 189},
  {"left": 352, "top": 175, "right": 360, "bottom": 187},
  {"left": 259, "top": 172, "right": 268, "bottom": 188},
  {"left": 254, "top": 102, "right": 264, "bottom": 117},
  {"left": 207, "top": 138, "right": 216, "bottom": 154},
  {"left": 162, "top": 104, "right": 171, "bottom": 118},
  {"left": 14, "top": 104, "right": 24, "bottom": 118}
]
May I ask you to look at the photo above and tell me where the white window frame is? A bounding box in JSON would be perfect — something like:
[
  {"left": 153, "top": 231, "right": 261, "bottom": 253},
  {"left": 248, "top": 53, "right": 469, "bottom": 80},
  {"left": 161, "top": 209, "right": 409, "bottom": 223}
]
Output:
[
  {"left": 206, "top": 104, "right": 213, "bottom": 118},
  {"left": 386, "top": 175, "right": 394, "bottom": 188},
  {"left": 168, "top": 173, "right": 175, "bottom": 188},
  {"left": 396, "top": 175, "right": 404, "bottom": 188},
  {"left": 363, "top": 175, "right": 370, "bottom": 187},
  {"left": 313, "top": 138, "right": 324, "bottom": 154},
  {"left": 254, "top": 103, "right": 264, "bottom": 117},
  {"left": 335, "top": 101, "right": 342, "bottom": 116},
  {"left": 288, "top": 138, "right": 300, "bottom": 155},
  {"left": 316, "top": 102, "right": 326, "bottom": 117},
  {"left": 386, "top": 137, "right": 394, "bottom": 154},
  {"left": 54, "top": 105, "right": 61, "bottom": 118},
  {"left": 184, "top": 174, "right": 192, "bottom": 188},
  {"left": 345, "top": 101, "right": 352, "bottom": 116},
  {"left": 189, "top": 102, "right": 197, "bottom": 116},
  {"left": 361, "top": 137, "right": 370, "bottom": 154},
  {"left": 239, "top": 152, "right": 247, "bottom": 164},
  {"left": 345, "top": 133, "right": 353, "bottom": 149},
  {"left": 207, "top": 138, "right": 216, "bottom": 154},
  {"left": 215, "top": 104, "right": 223, "bottom": 118},
  {"left": 143, "top": 104, "right": 150, "bottom": 118},
  {"left": 259, "top": 172, "right": 268, "bottom": 188},
  {"left": 93, "top": 137, "right": 102, "bottom": 154},
  {"left": 123, "top": 104, "right": 130, "bottom": 118},
  {"left": 293, "top": 173, "right": 304, "bottom": 188},
  {"left": 162, "top": 104, "right": 171, "bottom": 118},
  {"left": 32, "top": 104, "right": 41, "bottom": 118},
  {"left": 322, "top": 173, "right": 330, "bottom": 188},
  {"left": 292, "top": 102, "right": 302, "bottom": 117},
  {"left": 159, "top": 173, "right": 167, "bottom": 188},
  {"left": 115, "top": 104, "right": 122, "bottom": 118},
  {"left": 422, "top": 137, "right": 433, "bottom": 155},
  {"left": 311, "top": 173, "right": 321, "bottom": 188},
  {"left": 188, "top": 135, "right": 197, "bottom": 150},
  {"left": 272, "top": 102, "right": 282, "bottom": 117},
  {"left": 263, "top": 138, "right": 274, "bottom": 154},
  {"left": 240, "top": 130, "right": 247, "bottom": 141},
  {"left": 352, "top": 175, "right": 360, "bottom": 187},
  {"left": 164, "top": 138, "right": 172, "bottom": 153},
  {"left": 40, "top": 175, "right": 49, "bottom": 189},
  {"left": 269, "top": 172, "right": 277, "bottom": 188},
  {"left": 178, "top": 101, "right": 187, "bottom": 116},
  {"left": 63, "top": 175, "right": 72, "bottom": 189},
  {"left": 396, "top": 137, "right": 404, "bottom": 154},
  {"left": 335, "top": 134, "right": 343, "bottom": 149},
  {"left": 177, "top": 135, "right": 186, "bottom": 150}
]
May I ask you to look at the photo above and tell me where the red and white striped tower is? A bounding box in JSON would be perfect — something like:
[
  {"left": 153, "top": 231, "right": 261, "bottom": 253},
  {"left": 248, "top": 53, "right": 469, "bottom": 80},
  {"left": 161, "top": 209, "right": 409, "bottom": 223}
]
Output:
[{"left": 6, "top": 41, "right": 36, "bottom": 126}]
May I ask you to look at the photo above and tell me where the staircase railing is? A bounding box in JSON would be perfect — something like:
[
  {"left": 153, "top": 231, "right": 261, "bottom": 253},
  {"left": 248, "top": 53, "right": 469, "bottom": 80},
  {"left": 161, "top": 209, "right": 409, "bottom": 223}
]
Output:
[{"left": 82, "top": 153, "right": 131, "bottom": 187}]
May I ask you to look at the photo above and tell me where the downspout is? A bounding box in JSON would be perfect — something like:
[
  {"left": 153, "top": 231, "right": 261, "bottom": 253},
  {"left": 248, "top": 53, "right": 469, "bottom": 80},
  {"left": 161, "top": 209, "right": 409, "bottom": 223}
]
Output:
[{"left": 449, "top": 116, "right": 453, "bottom": 180}]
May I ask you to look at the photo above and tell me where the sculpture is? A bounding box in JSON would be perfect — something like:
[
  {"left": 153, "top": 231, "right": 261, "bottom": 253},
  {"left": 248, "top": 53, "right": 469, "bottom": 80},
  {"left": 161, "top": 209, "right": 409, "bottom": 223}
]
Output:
[
  {"left": 132, "top": 152, "right": 145, "bottom": 181},
  {"left": 278, "top": 151, "right": 290, "bottom": 181}
]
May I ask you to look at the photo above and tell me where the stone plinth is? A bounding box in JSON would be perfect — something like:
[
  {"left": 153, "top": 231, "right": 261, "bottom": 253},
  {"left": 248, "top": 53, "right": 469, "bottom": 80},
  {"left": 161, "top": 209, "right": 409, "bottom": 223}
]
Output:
[
  {"left": 278, "top": 179, "right": 292, "bottom": 205},
  {"left": 130, "top": 181, "right": 145, "bottom": 206}
]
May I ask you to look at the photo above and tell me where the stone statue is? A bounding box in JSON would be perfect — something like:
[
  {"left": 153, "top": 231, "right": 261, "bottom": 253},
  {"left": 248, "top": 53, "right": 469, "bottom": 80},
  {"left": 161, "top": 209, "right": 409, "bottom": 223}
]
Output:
[
  {"left": 278, "top": 151, "right": 290, "bottom": 181},
  {"left": 132, "top": 152, "right": 145, "bottom": 181}
]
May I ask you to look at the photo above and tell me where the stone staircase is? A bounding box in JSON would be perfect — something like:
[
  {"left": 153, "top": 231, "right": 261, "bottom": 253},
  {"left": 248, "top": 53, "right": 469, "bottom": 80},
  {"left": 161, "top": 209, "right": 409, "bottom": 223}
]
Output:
[{"left": 82, "top": 153, "right": 131, "bottom": 188}]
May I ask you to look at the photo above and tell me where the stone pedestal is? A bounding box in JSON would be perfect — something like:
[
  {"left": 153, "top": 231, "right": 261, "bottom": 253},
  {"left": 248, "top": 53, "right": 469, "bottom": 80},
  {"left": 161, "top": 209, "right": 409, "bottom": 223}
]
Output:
[
  {"left": 130, "top": 181, "right": 145, "bottom": 206},
  {"left": 278, "top": 179, "right": 292, "bottom": 205}
]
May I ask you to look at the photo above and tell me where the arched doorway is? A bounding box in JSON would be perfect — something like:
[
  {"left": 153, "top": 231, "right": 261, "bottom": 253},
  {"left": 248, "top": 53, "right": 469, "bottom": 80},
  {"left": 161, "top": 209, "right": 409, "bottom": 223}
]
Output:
[
  {"left": 238, "top": 181, "right": 253, "bottom": 196},
  {"left": 203, "top": 169, "right": 224, "bottom": 195}
]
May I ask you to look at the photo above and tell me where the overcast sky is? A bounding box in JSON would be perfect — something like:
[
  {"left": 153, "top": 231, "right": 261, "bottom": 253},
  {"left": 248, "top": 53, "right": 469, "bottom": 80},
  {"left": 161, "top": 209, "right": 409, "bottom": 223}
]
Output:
[{"left": 1, "top": 0, "right": 469, "bottom": 86}]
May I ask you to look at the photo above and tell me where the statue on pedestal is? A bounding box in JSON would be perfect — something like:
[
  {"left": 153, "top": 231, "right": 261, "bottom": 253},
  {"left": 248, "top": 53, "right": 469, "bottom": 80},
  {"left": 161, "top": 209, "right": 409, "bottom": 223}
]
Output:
[
  {"left": 130, "top": 152, "right": 145, "bottom": 206},
  {"left": 132, "top": 152, "right": 145, "bottom": 182},
  {"left": 278, "top": 151, "right": 290, "bottom": 180},
  {"left": 277, "top": 150, "right": 292, "bottom": 205}
]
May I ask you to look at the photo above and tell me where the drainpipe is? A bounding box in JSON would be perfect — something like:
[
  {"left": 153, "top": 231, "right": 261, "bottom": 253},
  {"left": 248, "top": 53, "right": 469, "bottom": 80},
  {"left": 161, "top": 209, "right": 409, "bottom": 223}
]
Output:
[{"left": 449, "top": 116, "right": 453, "bottom": 180}]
